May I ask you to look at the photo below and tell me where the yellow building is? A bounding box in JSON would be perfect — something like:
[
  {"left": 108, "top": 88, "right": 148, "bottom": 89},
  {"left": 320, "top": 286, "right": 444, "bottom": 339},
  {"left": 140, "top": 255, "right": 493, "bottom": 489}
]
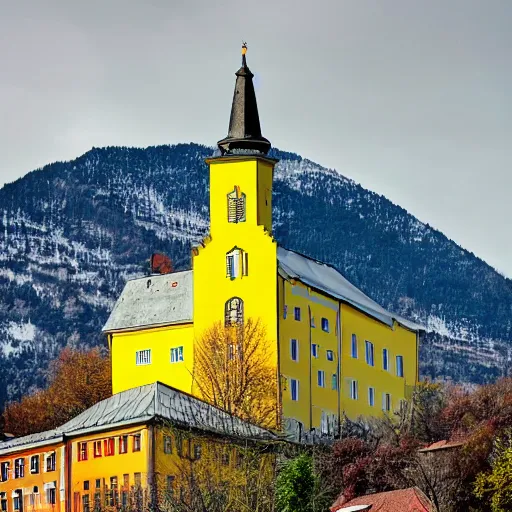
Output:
[
  {"left": 0, "top": 382, "right": 276, "bottom": 512},
  {"left": 103, "top": 46, "right": 421, "bottom": 441}
]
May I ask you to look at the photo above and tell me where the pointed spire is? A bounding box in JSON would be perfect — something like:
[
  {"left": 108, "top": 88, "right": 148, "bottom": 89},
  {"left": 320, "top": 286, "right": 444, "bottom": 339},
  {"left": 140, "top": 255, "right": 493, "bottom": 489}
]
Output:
[{"left": 217, "top": 44, "right": 271, "bottom": 156}]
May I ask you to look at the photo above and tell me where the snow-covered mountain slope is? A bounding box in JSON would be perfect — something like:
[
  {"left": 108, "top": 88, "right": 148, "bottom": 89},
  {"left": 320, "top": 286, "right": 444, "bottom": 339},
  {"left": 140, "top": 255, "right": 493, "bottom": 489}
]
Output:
[{"left": 1, "top": 143, "right": 511, "bottom": 408}]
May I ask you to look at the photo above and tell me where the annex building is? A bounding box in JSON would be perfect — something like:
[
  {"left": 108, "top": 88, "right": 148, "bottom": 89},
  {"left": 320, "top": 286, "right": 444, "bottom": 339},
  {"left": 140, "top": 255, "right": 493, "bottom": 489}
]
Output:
[{"left": 104, "top": 45, "right": 421, "bottom": 440}]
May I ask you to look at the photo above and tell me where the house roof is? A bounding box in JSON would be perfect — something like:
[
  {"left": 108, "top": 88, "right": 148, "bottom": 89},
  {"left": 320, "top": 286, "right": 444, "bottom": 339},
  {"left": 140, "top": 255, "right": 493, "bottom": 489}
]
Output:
[
  {"left": 0, "top": 382, "right": 276, "bottom": 456},
  {"left": 102, "top": 270, "right": 193, "bottom": 333},
  {"left": 277, "top": 247, "right": 422, "bottom": 331},
  {"left": 418, "top": 439, "right": 464, "bottom": 453},
  {"left": 331, "top": 487, "right": 433, "bottom": 512}
]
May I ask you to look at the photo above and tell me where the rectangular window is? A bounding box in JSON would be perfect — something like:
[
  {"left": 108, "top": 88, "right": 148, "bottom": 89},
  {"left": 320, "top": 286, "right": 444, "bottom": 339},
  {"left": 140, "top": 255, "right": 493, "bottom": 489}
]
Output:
[
  {"left": 290, "top": 378, "right": 299, "bottom": 401},
  {"left": 350, "top": 380, "right": 358, "bottom": 400},
  {"left": 78, "top": 442, "right": 88, "bottom": 461},
  {"left": 283, "top": 305, "right": 287, "bottom": 319},
  {"left": 123, "top": 474, "right": 129, "bottom": 489},
  {"left": 30, "top": 455, "right": 39, "bottom": 474},
  {"left": 294, "top": 307, "right": 301, "bottom": 321},
  {"left": 134, "top": 473, "right": 142, "bottom": 487},
  {"left": 368, "top": 387, "right": 375, "bottom": 407},
  {"left": 326, "top": 350, "right": 334, "bottom": 361},
  {"left": 351, "top": 334, "right": 358, "bottom": 358},
  {"left": 136, "top": 349, "right": 151, "bottom": 366},
  {"left": 0, "top": 462, "right": 8, "bottom": 482},
  {"left": 164, "top": 435, "right": 172, "bottom": 454},
  {"left": 321, "top": 318, "right": 329, "bottom": 332},
  {"left": 221, "top": 452, "right": 230, "bottom": 466},
  {"left": 311, "top": 316, "right": 316, "bottom": 328},
  {"left": 383, "top": 348, "right": 389, "bottom": 371},
  {"left": 396, "top": 355, "right": 404, "bottom": 377},
  {"left": 193, "top": 444, "right": 202, "bottom": 460},
  {"left": 1, "top": 499, "right": 7, "bottom": 512},
  {"left": 13, "top": 496, "right": 20, "bottom": 511},
  {"left": 84, "top": 481, "right": 90, "bottom": 491},
  {"left": 399, "top": 399, "right": 407, "bottom": 415},
  {"left": 119, "top": 435, "right": 128, "bottom": 454},
  {"left": 365, "top": 341, "right": 374, "bottom": 366},
  {"left": 104, "top": 438, "right": 115, "bottom": 457},
  {"left": 133, "top": 434, "right": 141, "bottom": 452},
  {"left": 382, "top": 393, "right": 391, "bottom": 412},
  {"left": 226, "top": 254, "right": 234, "bottom": 278},
  {"left": 311, "top": 344, "right": 319, "bottom": 358},
  {"left": 82, "top": 494, "right": 90, "bottom": 512},
  {"left": 331, "top": 374, "right": 338, "bottom": 390},
  {"left": 46, "top": 452, "right": 56, "bottom": 472},
  {"left": 93, "top": 441, "right": 102, "bottom": 458},
  {"left": 14, "top": 458, "right": 24, "bottom": 478},
  {"left": 167, "top": 475, "right": 175, "bottom": 493},
  {"left": 170, "top": 346, "right": 184, "bottom": 363},
  {"left": 95, "top": 479, "right": 101, "bottom": 489},
  {"left": 317, "top": 370, "right": 325, "bottom": 388},
  {"left": 290, "top": 339, "right": 298, "bottom": 362},
  {"left": 47, "top": 488, "right": 56, "bottom": 505}
]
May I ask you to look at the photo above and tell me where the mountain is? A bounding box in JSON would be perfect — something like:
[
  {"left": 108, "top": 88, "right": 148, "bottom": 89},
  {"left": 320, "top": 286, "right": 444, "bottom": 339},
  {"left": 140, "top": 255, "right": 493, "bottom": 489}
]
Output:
[{"left": 1, "top": 143, "right": 511, "bottom": 409}]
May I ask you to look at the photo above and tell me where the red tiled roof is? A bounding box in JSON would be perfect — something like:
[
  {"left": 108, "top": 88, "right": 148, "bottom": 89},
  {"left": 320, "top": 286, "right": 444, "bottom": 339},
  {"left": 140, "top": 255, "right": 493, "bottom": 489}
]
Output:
[
  {"left": 331, "top": 487, "right": 433, "bottom": 512},
  {"left": 418, "top": 439, "right": 464, "bottom": 453}
]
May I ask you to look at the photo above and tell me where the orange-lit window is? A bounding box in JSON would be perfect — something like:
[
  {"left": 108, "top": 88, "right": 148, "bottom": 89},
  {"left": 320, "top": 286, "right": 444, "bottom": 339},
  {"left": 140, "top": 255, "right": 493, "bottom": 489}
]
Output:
[
  {"left": 78, "top": 442, "right": 88, "bottom": 461},
  {"left": 104, "top": 438, "right": 115, "bottom": 457},
  {"left": 93, "top": 441, "right": 102, "bottom": 458},
  {"left": 119, "top": 435, "right": 128, "bottom": 454}
]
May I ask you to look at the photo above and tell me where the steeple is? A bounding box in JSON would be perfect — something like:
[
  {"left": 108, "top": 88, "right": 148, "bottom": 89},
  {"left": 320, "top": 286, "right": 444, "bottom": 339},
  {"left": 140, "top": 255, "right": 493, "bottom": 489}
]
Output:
[{"left": 217, "top": 44, "right": 271, "bottom": 156}]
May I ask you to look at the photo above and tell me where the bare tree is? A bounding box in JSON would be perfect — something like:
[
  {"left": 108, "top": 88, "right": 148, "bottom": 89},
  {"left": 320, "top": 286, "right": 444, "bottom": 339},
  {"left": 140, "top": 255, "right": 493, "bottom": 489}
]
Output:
[{"left": 193, "top": 318, "right": 278, "bottom": 429}]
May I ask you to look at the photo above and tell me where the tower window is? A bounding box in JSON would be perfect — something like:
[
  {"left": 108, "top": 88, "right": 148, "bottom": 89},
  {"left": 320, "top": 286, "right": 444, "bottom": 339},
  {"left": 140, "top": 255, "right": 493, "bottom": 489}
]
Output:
[
  {"left": 321, "top": 318, "right": 329, "bottom": 332},
  {"left": 383, "top": 348, "right": 389, "bottom": 371},
  {"left": 290, "top": 378, "right": 299, "bottom": 401},
  {"left": 227, "top": 186, "right": 246, "bottom": 223},
  {"left": 226, "top": 248, "right": 249, "bottom": 279},
  {"left": 294, "top": 307, "right": 301, "bottom": 321},
  {"left": 351, "top": 334, "right": 358, "bottom": 358},
  {"left": 317, "top": 370, "right": 325, "bottom": 388},
  {"left": 331, "top": 374, "right": 338, "bottom": 390},
  {"left": 326, "top": 350, "right": 334, "bottom": 361},
  {"left": 225, "top": 297, "right": 244, "bottom": 327},
  {"left": 311, "top": 344, "right": 319, "bottom": 358},
  {"left": 290, "top": 339, "right": 298, "bottom": 361},
  {"left": 396, "top": 355, "right": 404, "bottom": 377}
]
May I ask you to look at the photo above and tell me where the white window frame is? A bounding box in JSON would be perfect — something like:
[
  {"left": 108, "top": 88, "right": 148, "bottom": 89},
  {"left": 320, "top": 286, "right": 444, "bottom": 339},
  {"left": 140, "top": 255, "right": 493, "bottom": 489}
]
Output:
[
  {"left": 290, "top": 378, "right": 299, "bottom": 401},
  {"left": 382, "top": 348, "right": 389, "bottom": 371},
  {"left": 350, "top": 379, "right": 358, "bottom": 400},
  {"left": 136, "top": 349, "right": 151, "bottom": 366},
  {"left": 170, "top": 346, "right": 184, "bottom": 363},
  {"left": 365, "top": 340, "right": 374, "bottom": 366},
  {"left": 351, "top": 334, "right": 358, "bottom": 358},
  {"left": 290, "top": 339, "right": 298, "bottom": 362},
  {"left": 396, "top": 355, "right": 404, "bottom": 377},
  {"left": 317, "top": 370, "right": 325, "bottom": 388},
  {"left": 226, "top": 248, "right": 248, "bottom": 279},
  {"left": 368, "top": 387, "right": 375, "bottom": 407}
]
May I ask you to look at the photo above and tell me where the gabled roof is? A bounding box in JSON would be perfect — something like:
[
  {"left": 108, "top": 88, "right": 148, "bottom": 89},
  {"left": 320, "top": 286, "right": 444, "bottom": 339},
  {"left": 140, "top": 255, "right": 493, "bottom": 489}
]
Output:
[
  {"left": 0, "top": 382, "right": 276, "bottom": 456},
  {"left": 102, "top": 270, "right": 193, "bottom": 333},
  {"left": 331, "top": 487, "right": 433, "bottom": 512},
  {"left": 277, "top": 247, "right": 422, "bottom": 331}
]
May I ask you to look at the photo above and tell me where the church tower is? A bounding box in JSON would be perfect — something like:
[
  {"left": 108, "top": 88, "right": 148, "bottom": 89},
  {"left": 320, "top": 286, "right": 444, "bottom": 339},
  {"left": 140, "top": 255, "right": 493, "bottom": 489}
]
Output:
[{"left": 192, "top": 44, "right": 279, "bottom": 367}]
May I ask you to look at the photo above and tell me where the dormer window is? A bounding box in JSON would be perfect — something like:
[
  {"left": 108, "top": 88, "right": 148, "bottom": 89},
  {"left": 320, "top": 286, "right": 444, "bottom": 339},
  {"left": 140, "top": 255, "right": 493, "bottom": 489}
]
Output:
[
  {"left": 226, "top": 248, "right": 249, "bottom": 279},
  {"left": 227, "top": 186, "right": 246, "bottom": 223}
]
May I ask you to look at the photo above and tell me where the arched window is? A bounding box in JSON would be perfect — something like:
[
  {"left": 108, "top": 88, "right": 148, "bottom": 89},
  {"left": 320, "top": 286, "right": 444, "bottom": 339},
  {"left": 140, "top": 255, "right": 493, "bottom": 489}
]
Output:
[
  {"left": 226, "top": 247, "right": 249, "bottom": 279},
  {"left": 227, "top": 186, "right": 246, "bottom": 223},
  {"left": 225, "top": 297, "right": 244, "bottom": 326}
]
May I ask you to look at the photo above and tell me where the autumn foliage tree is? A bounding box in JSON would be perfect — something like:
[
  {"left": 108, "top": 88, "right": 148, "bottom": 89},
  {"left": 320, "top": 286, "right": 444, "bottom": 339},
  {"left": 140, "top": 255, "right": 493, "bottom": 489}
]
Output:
[
  {"left": 2, "top": 347, "right": 111, "bottom": 436},
  {"left": 193, "top": 318, "right": 277, "bottom": 430}
]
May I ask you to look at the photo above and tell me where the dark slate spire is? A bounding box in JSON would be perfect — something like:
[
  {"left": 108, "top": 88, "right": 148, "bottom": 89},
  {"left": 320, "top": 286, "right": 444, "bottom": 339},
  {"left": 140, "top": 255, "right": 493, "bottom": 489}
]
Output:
[{"left": 217, "top": 44, "right": 271, "bottom": 156}]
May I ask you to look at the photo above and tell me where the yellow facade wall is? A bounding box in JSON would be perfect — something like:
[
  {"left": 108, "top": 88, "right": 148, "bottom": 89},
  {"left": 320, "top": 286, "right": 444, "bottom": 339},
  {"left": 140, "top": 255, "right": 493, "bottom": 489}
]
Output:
[
  {"left": 340, "top": 304, "right": 418, "bottom": 420},
  {"left": 69, "top": 426, "right": 149, "bottom": 511},
  {"left": 110, "top": 324, "right": 194, "bottom": 395},
  {"left": 0, "top": 443, "right": 65, "bottom": 512}
]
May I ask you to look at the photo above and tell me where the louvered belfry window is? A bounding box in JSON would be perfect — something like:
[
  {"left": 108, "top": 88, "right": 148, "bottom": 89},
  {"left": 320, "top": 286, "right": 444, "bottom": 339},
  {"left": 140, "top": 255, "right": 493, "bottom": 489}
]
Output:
[
  {"left": 227, "top": 186, "right": 246, "bottom": 223},
  {"left": 225, "top": 297, "right": 244, "bottom": 327}
]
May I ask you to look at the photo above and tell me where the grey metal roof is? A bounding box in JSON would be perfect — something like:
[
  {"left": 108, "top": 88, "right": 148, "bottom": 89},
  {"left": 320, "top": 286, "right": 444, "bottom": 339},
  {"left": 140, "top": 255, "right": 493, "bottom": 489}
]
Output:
[
  {"left": 103, "top": 270, "right": 193, "bottom": 332},
  {"left": 58, "top": 382, "right": 276, "bottom": 441},
  {"left": 0, "top": 383, "right": 276, "bottom": 455},
  {"left": 277, "top": 247, "right": 422, "bottom": 331}
]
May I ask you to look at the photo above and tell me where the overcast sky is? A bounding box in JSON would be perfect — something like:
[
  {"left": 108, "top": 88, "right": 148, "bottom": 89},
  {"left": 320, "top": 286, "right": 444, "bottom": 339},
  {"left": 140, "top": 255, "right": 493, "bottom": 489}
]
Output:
[{"left": 1, "top": 0, "right": 511, "bottom": 276}]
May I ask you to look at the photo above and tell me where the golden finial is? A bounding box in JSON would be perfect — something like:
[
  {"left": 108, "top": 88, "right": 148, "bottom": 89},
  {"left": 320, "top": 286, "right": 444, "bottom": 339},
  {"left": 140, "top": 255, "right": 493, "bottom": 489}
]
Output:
[{"left": 242, "top": 42, "right": 247, "bottom": 55}]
